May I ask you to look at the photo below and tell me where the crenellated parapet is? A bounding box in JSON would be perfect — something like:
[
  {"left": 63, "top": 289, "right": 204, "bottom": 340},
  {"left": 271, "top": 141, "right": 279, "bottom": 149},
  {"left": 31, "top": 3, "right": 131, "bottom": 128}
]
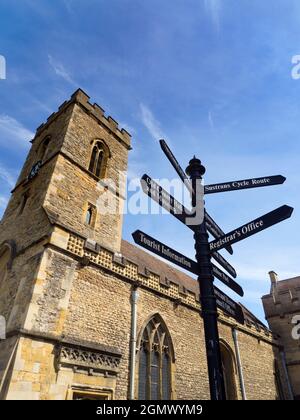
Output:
[
  {"left": 35, "top": 89, "right": 131, "bottom": 149},
  {"left": 262, "top": 272, "right": 300, "bottom": 319}
]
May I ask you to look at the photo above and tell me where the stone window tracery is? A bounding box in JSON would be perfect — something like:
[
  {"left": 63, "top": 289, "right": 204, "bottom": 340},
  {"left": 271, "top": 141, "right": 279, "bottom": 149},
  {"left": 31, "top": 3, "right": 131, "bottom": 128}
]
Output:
[
  {"left": 137, "top": 315, "right": 173, "bottom": 400},
  {"left": 88, "top": 141, "right": 109, "bottom": 179}
]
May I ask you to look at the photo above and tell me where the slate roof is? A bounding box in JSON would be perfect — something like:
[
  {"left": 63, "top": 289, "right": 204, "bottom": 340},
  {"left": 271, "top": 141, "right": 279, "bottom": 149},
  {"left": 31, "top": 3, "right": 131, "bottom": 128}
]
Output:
[{"left": 121, "top": 239, "right": 269, "bottom": 331}]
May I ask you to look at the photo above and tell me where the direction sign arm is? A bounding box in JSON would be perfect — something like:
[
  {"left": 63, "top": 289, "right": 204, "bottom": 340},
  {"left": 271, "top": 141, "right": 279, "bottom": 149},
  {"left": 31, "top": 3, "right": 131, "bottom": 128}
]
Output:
[
  {"left": 205, "top": 210, "right": 233, "bottom": 255},
  {"left": 205, "top": 175, "right": 286, "bottom": 195},
  {"left": 209, "top": 205, "right": 294, "bottom": 252},
  {"left": 159, "top": 139, "right": 194, "bottom": 195}
]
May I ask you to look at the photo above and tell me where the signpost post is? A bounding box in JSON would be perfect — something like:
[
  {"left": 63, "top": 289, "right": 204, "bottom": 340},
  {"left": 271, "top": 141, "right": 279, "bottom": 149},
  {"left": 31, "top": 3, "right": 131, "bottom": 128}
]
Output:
[
  {"left": 185, "top": 156, "right": 226, "bottom": 401},
  {"left": 160, "top": 139, "right": 233, "bottom": 255},
  {"left": 132, "top": 139, "right": 293, "bottom": 401}
]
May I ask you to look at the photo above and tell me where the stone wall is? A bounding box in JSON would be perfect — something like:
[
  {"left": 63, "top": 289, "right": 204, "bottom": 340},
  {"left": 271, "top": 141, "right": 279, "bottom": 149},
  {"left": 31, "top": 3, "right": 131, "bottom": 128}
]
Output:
[
  {"left": 1, "top": 237, "right": 281, "bottom": 400},
  {"left": 0, "top": 89, "right": 285, "bottom": 400},
  {"left": 262, "top": 274, "right": 300, "bottom": 399}
]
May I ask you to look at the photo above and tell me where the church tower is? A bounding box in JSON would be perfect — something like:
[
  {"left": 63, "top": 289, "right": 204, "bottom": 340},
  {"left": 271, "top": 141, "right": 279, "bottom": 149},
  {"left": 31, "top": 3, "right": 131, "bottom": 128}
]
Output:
[
  {"left": 0, "top": 89, "right": 285, "bottom": 401},
  {"left": 0, "top": 90, "right": 131, "bottom": 399}
]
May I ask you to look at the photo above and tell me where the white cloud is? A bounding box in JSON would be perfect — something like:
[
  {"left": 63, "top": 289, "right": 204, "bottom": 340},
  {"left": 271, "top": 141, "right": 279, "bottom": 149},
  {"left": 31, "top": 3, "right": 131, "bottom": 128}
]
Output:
[
  {"left": 48, "top": 54, "right": 76, "bottom": 85},
  {"left": 0, "top": 164, "right": 16, "bottom": 188},
  {"left": 140, "top": 103, "right": 167, "bottom": 142},
  {"left": 0, "top": 115, "right": 33, "bottom": 149},
  {"left": 120, "top": 122, "right": 136, "bottom": 136},
  {"left": 208, "top": 110, "right": 215, "bottom": 130},
  {"left": 237, "top": 263, "right": 299, "bottom": 285},
  {"left": 0, "top": 195, "right": 8, "bottom": 210},
  {"left": 204, "top": 0, "right": 222, "bottom": 32}
]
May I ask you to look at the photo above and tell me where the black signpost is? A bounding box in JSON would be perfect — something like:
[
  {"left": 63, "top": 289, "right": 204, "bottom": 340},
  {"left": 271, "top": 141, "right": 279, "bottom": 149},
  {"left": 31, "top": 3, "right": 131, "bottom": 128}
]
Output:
[
  {"left": 141, "top": 174, "right": 192, "bottom": 228},
  {"left": 132, "top": 229, "right": 199, "bottom": 276},
  {"left": 160, "top": 139, "right": 233, "bottom": 255},
  {"left": 205, "top": 211, "right": 233, "bottom": 255},
  {"left": 132, "top": 229, "right": 243, "bottom": 298},
  {"left": 209, "top": 205, "right": 293, "bottom": 253},
  {"left": 214, "top": 286, "right": 244, "bottom": 325},
  {"left": 212, "top": 264, "right": 243, "bottom": 297},
  {"left": 132, "top": 139, "right": 293, "bottom": 401},
  {"left": 211, "top": 250, "right": 237, "bottom": 278},
  {"left": 205, "top": 175, "right": 286, "bottom": 194}
]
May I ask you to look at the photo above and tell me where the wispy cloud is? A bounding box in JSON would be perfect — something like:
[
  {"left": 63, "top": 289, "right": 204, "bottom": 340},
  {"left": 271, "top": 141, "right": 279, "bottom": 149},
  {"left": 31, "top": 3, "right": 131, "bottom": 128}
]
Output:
[
  {"left": 236, "top": 263, "right": 298, "bottom": 284},
  {"left": 48, "top": 54, "right": 76, "bottom": 85},
  {"left": 0, "top": 115, "right": 33, "bottom": 149},
  {"left": 0, "top": 164, "right": 16, "bottom": 188},
  {"left": 140, "top": 103, "right": 167, "bottom": 142},
  {"left": 0, "top": 195, "right": 8, "bottom": 210},
  {"left": 120, "top": 122, "right": 136, "bottom": 136},
  {"left": 204, "top": 0, "right": 222, "bottom": 32},
  {"left": 208, "top": 110, "right": 215, "bottom": 130}
]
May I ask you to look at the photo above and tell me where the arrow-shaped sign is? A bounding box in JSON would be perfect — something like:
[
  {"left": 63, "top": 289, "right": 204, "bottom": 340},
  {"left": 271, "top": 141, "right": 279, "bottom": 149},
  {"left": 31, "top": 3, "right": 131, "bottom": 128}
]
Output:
[
  {"left": 212, "top": 264, "right": 243, "bottom": 297},
  {"left": 213, "top": 286, "right": 244, "bottom": 324},
  {"left": 205, "top": 175, "right": 286, "bottom": 195},
  {"left": 132, "top": 229, "right": 199, "bottom": 274},
  {"left": 141, "top": 174, "right": 196, "bottom": 228},
  {"left": 205, "top": 211, "right": 233, "bottom": 255},
  {"left": 132, "top": 230, "right": 243, "bottom": 296},
  {"left": 160, "top": 139, "right": 194, "bottom": 195},
  {"left": 211, "top": 251, "right": 237, "bottom": 278},
  {"left": 209, "top": 205, "right": 294, "bottom": 253},
  {"left": 160, "top": 139, "right": 233, "bottom": 255}
]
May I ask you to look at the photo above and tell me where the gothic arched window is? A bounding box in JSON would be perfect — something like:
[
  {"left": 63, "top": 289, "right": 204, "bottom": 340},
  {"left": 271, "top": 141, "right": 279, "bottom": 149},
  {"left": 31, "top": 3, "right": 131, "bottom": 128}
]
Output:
[
  {"left": 137, "top": 315, "right": 174, "bottom": 400},
  {"left": 88, "top": 141, "right": 109, "bottom": 179},
  {"left": 220, "top": 342, "right": 238, "bottom": 400}
]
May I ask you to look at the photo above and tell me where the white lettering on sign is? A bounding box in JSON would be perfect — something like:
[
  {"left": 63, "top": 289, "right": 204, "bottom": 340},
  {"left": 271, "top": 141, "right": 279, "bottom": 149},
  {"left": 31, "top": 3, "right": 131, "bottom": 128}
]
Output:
[
  {"left": 205, "top": 183, "right": 231, "bottom": 192},
  {"left": 206, "top": 177, "right": 273, "bottom": 192},
  {"left": 251, "top": 177, "right": 270, "bottom": 185},
  {"left": 209, "top": 219, "right": 265, "bottom": 251},
  {"left": 214, "top": 289, "right": 237, "bottom": 317},
  {"left": 139, "top": 233, "right": 192, "bottom": 269}
]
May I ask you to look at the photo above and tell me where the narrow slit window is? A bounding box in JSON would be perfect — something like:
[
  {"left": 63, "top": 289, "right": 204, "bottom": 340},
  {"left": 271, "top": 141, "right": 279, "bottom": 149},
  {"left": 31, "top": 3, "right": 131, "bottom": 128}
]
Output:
[
  {"left": 85, "top": 204, "right": 96, "bottom": 227},
  {"left": 19, "top": 192, "right": 29, "bottom": 215},
  {"left": 86, "top": 206, "right": 92, "bottom": 225}
]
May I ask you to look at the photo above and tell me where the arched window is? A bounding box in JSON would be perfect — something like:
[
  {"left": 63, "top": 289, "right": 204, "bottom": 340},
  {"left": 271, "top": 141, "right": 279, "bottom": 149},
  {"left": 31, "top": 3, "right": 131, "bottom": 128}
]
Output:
[
  {"left": 220, "top": 342, "right": 238, "bottom": 400},
  {"left": 137, "top": 315, "right": 174, "bottom": 400},
  {"left": 88, "top": 141, "right": 109, "bottom": 179}
]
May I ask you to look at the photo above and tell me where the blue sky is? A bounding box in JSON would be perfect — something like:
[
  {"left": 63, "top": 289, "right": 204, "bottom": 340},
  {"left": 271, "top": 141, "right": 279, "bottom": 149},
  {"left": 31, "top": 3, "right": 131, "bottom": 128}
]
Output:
[{"left": 1, "top": 0, "right": 300, "bottom": 322}]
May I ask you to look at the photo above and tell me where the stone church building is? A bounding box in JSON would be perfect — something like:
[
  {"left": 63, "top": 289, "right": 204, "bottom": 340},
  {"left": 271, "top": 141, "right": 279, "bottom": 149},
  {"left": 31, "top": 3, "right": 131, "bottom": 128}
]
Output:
[
  {"left": 262, "top": 272, "right": 300, "bottom": 400},
  {"left": 0, "top": 89, "right": 292, "bottom": 400}
]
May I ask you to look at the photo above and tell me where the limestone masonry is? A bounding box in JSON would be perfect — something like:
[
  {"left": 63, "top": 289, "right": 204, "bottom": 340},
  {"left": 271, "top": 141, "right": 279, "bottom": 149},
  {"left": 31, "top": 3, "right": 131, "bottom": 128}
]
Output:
[{"left": 0, "top": 89, "right": 293, "bottom": 400}]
